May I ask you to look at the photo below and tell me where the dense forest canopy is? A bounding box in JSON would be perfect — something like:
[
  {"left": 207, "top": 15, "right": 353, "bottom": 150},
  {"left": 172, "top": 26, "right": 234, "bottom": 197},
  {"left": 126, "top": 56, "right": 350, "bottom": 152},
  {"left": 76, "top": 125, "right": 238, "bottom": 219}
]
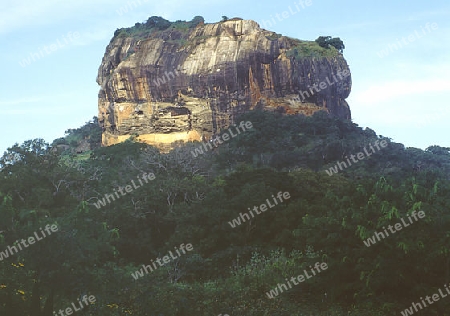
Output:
[{"left": 0, "top": 110, "right": 449, "bottom": 315}]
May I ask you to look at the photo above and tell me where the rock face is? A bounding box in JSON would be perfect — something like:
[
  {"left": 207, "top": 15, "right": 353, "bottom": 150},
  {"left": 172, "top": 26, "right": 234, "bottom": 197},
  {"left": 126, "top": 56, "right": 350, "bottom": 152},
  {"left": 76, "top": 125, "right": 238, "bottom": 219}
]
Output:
[{"left": 97, "top": 17, "right": 351, "bottom": 150}]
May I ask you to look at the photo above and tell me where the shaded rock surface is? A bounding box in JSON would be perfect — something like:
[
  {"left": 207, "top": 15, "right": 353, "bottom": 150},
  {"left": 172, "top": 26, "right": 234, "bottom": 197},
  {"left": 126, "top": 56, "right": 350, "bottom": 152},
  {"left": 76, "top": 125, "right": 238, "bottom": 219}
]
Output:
[{"left": 97, "top": 18, "right": 352, "bottom": 150}]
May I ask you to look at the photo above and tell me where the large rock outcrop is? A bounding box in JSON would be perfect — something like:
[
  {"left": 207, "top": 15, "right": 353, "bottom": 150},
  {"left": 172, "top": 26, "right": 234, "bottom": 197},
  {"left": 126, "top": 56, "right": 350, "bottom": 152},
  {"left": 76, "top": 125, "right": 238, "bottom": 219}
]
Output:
[{"left": 97, "top": 17, "right": 351, "bottom": 150}]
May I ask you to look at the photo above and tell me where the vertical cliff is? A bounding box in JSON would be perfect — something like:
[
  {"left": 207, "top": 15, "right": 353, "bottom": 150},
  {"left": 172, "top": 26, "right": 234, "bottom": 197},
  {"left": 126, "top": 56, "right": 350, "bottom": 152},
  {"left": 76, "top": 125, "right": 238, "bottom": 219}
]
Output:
[{"left": 97, "top": 17, "right": 351, "bottom": 150}]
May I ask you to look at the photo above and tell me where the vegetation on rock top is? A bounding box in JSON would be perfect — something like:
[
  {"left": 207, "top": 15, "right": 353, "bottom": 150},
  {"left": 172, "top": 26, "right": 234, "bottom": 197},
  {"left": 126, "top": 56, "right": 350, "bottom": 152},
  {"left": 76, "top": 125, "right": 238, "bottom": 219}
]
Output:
[
  {"left": 113, "top": 16, "right": 205, "bottom": 41},
  {"left": 111, "top": 16, "right": 344, "bottom": 59}
]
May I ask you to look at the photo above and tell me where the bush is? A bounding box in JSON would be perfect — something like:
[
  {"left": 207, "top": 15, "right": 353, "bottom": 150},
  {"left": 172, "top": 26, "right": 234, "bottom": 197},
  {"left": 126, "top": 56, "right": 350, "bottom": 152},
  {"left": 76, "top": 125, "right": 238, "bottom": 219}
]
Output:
[{"left": 286, "top": 40, "right": 339, "bottom": 58}]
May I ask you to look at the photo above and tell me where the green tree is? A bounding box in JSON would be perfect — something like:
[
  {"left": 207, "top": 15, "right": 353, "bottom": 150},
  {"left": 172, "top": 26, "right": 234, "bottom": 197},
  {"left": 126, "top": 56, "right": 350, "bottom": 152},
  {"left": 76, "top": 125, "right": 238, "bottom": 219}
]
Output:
[
  {"left": 145, "top": 16, "right": 171, "bottom": 30},
  {"left": 190, "top": 16, "right": 205, "bottom": 28},
  {"left": 315, "top": 36, "right": 345, "bottom": 53},
  {"left": 315, "top": 36, "right": 331, "bottom": 48},
  {"left": 328, "top": 37, "right": 345, "bottom": 52}
]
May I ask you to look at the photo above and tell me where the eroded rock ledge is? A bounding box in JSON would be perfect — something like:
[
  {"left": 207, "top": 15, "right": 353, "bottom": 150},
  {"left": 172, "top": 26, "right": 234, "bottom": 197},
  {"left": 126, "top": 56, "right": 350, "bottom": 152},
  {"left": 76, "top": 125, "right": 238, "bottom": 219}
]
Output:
[{"left": 97, "top": 17, "right": 351, "bottom": 150}]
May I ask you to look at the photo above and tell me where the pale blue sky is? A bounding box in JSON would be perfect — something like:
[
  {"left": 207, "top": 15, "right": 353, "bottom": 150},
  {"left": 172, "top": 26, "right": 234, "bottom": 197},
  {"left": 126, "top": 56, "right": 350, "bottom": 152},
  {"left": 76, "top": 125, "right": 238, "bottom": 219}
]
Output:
[{"left": 1, "top": 0, "right": 449, "bottom": 154}]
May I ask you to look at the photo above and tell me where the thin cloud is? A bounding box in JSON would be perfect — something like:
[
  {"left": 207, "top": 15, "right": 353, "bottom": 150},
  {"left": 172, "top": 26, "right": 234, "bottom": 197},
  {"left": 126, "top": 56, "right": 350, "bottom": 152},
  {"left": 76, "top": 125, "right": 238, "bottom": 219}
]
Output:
[
  {"left": 0, "top": 93, "right": 75, "bottom": 108},
  {"left": 1, "top": 0, "right": 68, "bottom": 34},
  {"left": 353, "top": 79, "right": 450, "bottom": 105},
  {"left": 0, "top": 105, "right": 76, "bottom": 115},
  {"left": 0, "top": 0, "right": 214, "bottom": 35},
  {"left": 406, "top": 9, "right": 450, "bottom": 21},
  {"left": 0, "top": 97, "right": 44, "bottom": 106},
  {"left": 0, "top": 0, "right": 120, "bottom": 34}
]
